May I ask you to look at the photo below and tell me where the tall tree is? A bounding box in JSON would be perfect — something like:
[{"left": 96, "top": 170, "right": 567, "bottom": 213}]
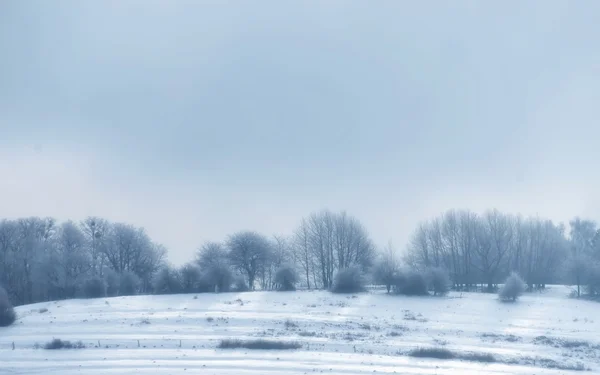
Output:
[{"left": 227, "top": 231, "right": 272, "bottom": 290}]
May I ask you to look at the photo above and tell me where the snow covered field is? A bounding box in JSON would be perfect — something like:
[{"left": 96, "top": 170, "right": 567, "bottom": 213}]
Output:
[{"left": 1, "top": 286, "right": 599, "bottom": 374}]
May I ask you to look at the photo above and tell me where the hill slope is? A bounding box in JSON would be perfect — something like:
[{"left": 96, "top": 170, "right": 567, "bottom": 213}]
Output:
[{"left": 1, "top": 287, "right": 598, "bottom": 374}]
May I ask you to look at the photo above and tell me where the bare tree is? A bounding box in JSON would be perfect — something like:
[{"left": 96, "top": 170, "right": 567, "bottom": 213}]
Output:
[
  {"left": 80, "top": 217, "right": 109, "bottom": 276},
  {"left": 373, "top": 241, "right": 399, "bottom": 293},
  {"left": 293, "top": 218, "right": 313, "bottom": 289},
  {"left": 196, "top": 241, "right": 231, "bottom": 292},
  {"left": 568, "top": 218, "right": 598, "bottom": 297},
  {"left": 52, "top": 221, "right": 90, "bottom": 299},
  {"left": 298, "top": 210, "right": 375, "bottom": 289},
  {"left": 472, "top": 210, "right": 514, "bottom": 292},
  {"left": 227, "top": 231, "right": 272, "bottom": 290}
]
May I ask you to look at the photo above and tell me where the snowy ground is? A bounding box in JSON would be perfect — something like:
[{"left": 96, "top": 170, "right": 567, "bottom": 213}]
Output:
[{"left": 1, "top": 286, "right": 599, "bottom": 374}]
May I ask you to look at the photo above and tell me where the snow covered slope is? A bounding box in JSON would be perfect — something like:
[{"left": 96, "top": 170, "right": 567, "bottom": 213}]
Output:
[{"left": 1, "top": 287, "right": 599, "bottom": 374}]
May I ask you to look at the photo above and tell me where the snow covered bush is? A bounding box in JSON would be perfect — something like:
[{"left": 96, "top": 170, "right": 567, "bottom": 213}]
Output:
[
  {"left": 119, "top": 271, "right": 140, "bottom": 296},
  {"left": 232, "top": 276, "right": 249, "bottom": 292},
  {"left": 0, "top": 285, "right": 16, "bottom": 327},
  {"left": 274, "top": 266, "right": 298, "bottom": 291},
  {"left": 203, "top": 264, "right": 233, "bottom": 293},
  {"left": 394, "top": 270, "right": 428, "bottom": 296},
  {"left": 180, "top": 264, "right": 203, "bottom": 293},
  {"left": 153, "top": 266, "right": 183, "bottom": 295},
  {"left": 428, "top": 267, "right": 451, "bottom": 296},
  {"left": 373, "top": 258, "right": 398, "bottom": 294},
  {"left": 331, "top": 267, "right": 365, "bottom": 293},
  {"left": 44, "top": 338, "right": 85, "bottom": 349},
  {"left": 218, "top": 339, "right": 301, "bottom": 350},
  {"left": 104, "top": 270, "right": 120, "bottom": 297},
  {"left": 499, "top": 272, "right": 526, "bottom": 302},
  {"left": 83, "top": 277, "right": 106, "bottom": 298},
  {"left": 585, "top": 263, "right": 600, "bottom": 297}
]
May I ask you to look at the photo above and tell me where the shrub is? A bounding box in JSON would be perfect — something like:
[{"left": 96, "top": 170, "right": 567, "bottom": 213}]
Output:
[
  {"left": 83, "top": 277, "right": 106, "bottom": 298},
  {"left": 119, "top": 271, "right": 140, "bottom": 296},
  {"left": 274, "top": 266, "right": 298, "bottom": 291},
  {"left": 0, "top": 286, "right": 16, "bottom": 327},
  {"left": 499, "top": 272, "right": 526, "bottom": 302},
  {"left": 104, "top": 270, "right": 120, "bottom": 297},
  {"left": 585, "top": 263, "right": 600, "bottom": 297},
  {"left": 409, "top": 347, "right": 455, "bottom": 359},
  {"left": 428, "top": 267, "right": 450, "bottom": 296},
  {"left": 408, "top": 347, "right": 496, "bottom": 363},
  {"left": 232, "top": 276, "right": 249, "bottom": 292},
  {"left": 217, "top": 339, "right": 301, "bottom": 350},
  {"left": 44, "top": 338, "right": 85, "bottom": 349},
  {"left": 373, "top": 258, "right": 397, "bottom": 293},
  {"left": 331, "top": 267, "right": 365, "bottom": 294},
  {"left": 394, "top": 270, "right": 428, "bottom": 296},
  {"left": 203, "top": 264, "right": 233, "bottom": 293},
  {"left": 153, "top": 266, "right": 183, "bottom": 295},
  {"left": 180, "top": 264, "right": 203, "bottom": 293},
  {"left": 196, "top": 273, "right": 216, "bottom": 293},
  {"left": 461, "top": 352, "right": 496, "bottom": 363}
]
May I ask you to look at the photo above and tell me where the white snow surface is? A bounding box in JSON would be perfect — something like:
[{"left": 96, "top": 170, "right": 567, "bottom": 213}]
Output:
[{"left": 1, "top": 286, "right": 599, "bottom": 374}]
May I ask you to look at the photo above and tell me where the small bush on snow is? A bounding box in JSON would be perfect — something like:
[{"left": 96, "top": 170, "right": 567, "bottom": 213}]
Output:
[
  {"left": 119, "top": 271, "right": 140, "bottom": 296},
  {"left": 394, "top": 270, "right": 428, "bottom": 296},
  {"left": 428, "top": 267, "right": 451, "bottom": 296},
  {"left": 0, "top": 285, "right": 16, "bottom": 327},
  {"left": 585, "top": 263, "right": 600, "bottom": 297},
  {"left": 217, "top": 339, "right": 301, "bottom": 350},
  {"left": 44, "top": 338, "right": 85, "bottom": 350},
  {"left": 408, "top": 347, "right": 496, "bottom": 363},
  {"left": 331, "top": 267, "right": 365, "bottom": 294},
  {"left": 180, "top": 263, "right": 203, "bottom": 293},
  {"left": 83, "top": 277, "right": 106, "bottom": 298},
  {"left": 274, "top": 266, "right": 298, "bottom": 291},
  {"left": 104, "top": 270, "right": 120, "bottom": 297},
  {"left": 499, "top": 272, "right": 526, "bottom": 302},
  {"left": 231, "top": 276, "right": 249, "bottom": 292},
  {"left": 409, "top": 347, "right": 455, "bottom": 359},
  {"left": 153, "top": 266, "right": 183, "bottom": 295},
  {"left": 373, "top": 257, "right": 397, "bottom": 293},
  {"left": 202, "top": 264, "right": 233, "bottom": 293}
]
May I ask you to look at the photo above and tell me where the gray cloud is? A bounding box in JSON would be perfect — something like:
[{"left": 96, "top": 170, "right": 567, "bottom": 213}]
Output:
[{"left": 1, "top": 1, "right": 599, "bottom": 264}]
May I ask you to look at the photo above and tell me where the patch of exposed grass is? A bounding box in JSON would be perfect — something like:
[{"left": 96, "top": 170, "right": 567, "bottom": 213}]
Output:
[
  {"left": 298, "top": 331, "right": 317, "bottom": 337},
  {"left": 461, "top": 352, "right": 496, "bottom": 363},
  {"left": 217, "top": 339, "right": 301, "bottom": 350},
  {"left": 408, "top": 347, "right": 496, "bottom": 363},
  {"left": 284, "top": 319, "right": 298, "bottom": 329},
  {"left": 391, "top": 324, "right": 409, "bottom": 332},
  {"left": 44, "top": 339, "right": 85, "bottom": 350},
  {"left": 409, "top": 347, "right": 455, "bottom": 359},
  {"left": 480, "top": 333, "right": 521, "bottom": 343},
  {"left": 387, "top": 331, "right": 403, "bottom": 337},
  {"left": 341, "top": 332, "right": 368, "bottom": 341},
  {"left": 539, "top": 358, "right": 587, "bottom": 371},
  {"left": 38, "top": 308, "right": 48, "bottom": 314},
  {"left": 533, "top": 335, "right": 592, "bottom": 349}
]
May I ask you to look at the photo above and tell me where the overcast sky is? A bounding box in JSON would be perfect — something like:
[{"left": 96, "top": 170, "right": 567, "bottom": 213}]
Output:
[{"left": 1, "top": 1, "right": 599, "bottom": 265}]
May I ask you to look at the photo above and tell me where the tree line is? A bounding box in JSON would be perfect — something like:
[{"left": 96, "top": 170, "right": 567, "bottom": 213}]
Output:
[
  {"left": 2, "top": 208, "right": 599, "bottom": 306},
  {"left": 0, "top": 210, "right": 376, "bottom": 305},
  {"left": 0, "top": 217, "right": 166, "bottom": 305},
  {"left": 404, "top": 209, "right": 600, "bottom": 296}
]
